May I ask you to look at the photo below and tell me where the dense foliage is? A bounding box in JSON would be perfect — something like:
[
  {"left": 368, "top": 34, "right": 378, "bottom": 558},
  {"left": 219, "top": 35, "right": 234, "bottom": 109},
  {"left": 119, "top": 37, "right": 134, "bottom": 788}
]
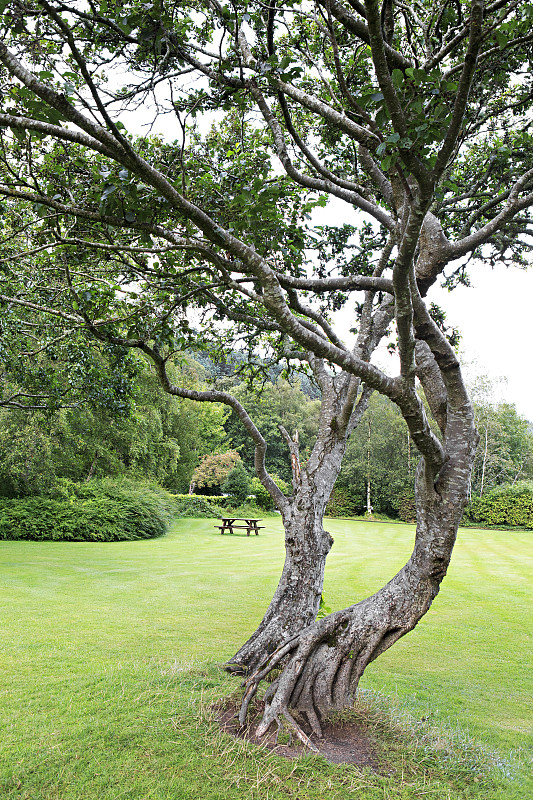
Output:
[
  {"left": 2, "top": 352, "right": 531, "bottom": 521},
  {"left": 190, "top": 450, "right": 242, "bottom": 494},
  {"left": 173, "top": 495, "right": 224, "bottom": 518},
  {"left": 250, "top": 474, "right": 290, "bottom": 510},
  {"left": 0, "top": 478, "right": 176, "bottom": 541},
  {"left": 223, "top": 379, "right": 321, "bottom": 483},
  {"left": 464, "top": 482, "right": 533, "bottom": 529},
  {"left": 222, "top": 462, "right": 251, "bottom": 505},
  {"left": 325, "top": 487, "right": 366, "bottom": 518},
  {"left": 334, "top": 394, "right": 414, "bottom": 517},
  {"left": 471, "top": 398, "right": 533, "bottom": 497},
  {"left": 0, "top": 357, "right": 228, "bottom": 497}
]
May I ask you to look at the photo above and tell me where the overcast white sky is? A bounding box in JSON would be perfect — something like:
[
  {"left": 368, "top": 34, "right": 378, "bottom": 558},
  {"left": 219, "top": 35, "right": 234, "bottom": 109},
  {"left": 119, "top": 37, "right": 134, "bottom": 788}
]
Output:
[
  {"left": 357, "top": 262, "right": 533, "bottom": 422},
  {"left": 430, "top": 263, "right": 533, "bottom": 421},
  {"left": 310, "top": 196, "right": 533, "bottom": 422}
]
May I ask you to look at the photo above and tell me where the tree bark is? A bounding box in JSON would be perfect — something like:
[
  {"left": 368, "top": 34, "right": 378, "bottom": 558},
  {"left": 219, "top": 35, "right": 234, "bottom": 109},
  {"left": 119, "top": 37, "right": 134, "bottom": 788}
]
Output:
[
  {"left": 239, "top": 391, "right": 478, "bottom": 744},
  {"left": 86, "top": 451, "right": 98, "bottom": 481},
  {"left": 226, "top": 484, "right": 334, "bottom": 674},
  {"left": 227, "top": 375, "right": 370, "bottom": 674}
]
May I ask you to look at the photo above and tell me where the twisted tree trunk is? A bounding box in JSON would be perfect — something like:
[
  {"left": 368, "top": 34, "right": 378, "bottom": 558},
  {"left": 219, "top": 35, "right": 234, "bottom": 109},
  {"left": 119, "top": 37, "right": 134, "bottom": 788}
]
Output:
[
  {"left": 227, "top": 374, "right": 371, "bottom": 674},
  {"left": 239, "top": 369, "right": 478, "bottom": 746},
  {"left": 226, "top": 480, "right": 334, "bottom": 674}
]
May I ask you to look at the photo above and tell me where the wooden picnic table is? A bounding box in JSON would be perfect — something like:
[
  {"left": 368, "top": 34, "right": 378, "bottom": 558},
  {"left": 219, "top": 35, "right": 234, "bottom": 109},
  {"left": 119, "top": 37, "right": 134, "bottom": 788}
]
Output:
[{"left": 215, "top": 517, "right": 264, "bottom": 536}]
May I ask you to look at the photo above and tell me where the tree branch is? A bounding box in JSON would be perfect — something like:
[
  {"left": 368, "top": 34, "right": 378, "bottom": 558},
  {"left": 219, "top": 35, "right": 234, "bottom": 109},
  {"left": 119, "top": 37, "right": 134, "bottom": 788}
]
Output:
[{"left": 432, "top": 0, "right": 485, "bottom": 181}]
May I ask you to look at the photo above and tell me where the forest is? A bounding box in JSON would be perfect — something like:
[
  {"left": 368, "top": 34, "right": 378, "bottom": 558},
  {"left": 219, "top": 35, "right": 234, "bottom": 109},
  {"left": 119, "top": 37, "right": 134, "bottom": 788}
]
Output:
[{"left": 1, "top": 348, "right": 532, "bottom": 524}]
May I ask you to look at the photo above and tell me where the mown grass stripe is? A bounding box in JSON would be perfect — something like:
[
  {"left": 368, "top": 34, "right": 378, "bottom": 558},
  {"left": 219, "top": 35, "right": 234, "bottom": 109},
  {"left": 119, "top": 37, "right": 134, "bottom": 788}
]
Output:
[{"left": 0, "top": 519, "right": 531, "bottom": 799}]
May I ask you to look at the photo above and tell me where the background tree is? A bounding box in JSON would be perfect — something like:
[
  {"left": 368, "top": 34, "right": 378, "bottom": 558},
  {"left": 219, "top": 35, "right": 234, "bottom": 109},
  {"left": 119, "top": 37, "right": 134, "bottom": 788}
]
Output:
[
  {"left": 0, "top": 0, "right": 533, "bottom": 744},
  {"left": 190, "top": 450, "right": 242, "bottom": 495},
  {"left": 334, "top": 393, "right": 413, "bottom": 517},
  {"left": 468, "top": 377, "right": 533, "bottom": 497},
  {"left": 223, "top": 378, "right": 320, "bottom": 483},
  {"left": 0, "top": 354, "right": 229, "bottom": 496},
  {"left": 222, "top": 461, "right": 251, "bottom": 506}
]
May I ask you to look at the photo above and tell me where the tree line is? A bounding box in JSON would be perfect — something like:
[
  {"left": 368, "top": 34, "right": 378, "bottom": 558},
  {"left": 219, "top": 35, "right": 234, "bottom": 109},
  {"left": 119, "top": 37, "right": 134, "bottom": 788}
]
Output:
[{"left": 2, "top": 350, "right": 531, "bottom": 521}]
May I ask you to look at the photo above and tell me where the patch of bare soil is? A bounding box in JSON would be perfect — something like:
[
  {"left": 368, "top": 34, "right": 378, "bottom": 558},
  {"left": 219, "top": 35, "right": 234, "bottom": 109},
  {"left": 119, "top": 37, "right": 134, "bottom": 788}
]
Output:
[{"left": 217, "top": 701, "right": 381, "bottom": 769}]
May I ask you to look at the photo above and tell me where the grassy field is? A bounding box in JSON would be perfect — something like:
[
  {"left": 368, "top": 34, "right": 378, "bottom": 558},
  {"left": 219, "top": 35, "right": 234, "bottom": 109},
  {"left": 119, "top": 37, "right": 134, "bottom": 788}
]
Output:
[{"left": 0, "top": 517, "right": 531, "bottom": 799}]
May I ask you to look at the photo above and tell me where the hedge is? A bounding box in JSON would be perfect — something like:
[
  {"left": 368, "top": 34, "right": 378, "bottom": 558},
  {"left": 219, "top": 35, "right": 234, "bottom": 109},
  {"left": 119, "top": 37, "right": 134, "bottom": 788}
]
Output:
[
  {"left": 173, "top": 493, "right": 230, "bottom": 508},
  {"left": 173, "top": 495, "right": 224, "bottom": 518},
  {"left": 0, "top": 479, "right": 176, "bottom": 541},
  {"left": 325, "top": 488, "right": 364, "bottom": 518},
  {"left": 464, "top": 481, "right": 533, "bottom": 529},
  {"left": 249, "top": 476, "right": 290, "bottom": 510}
]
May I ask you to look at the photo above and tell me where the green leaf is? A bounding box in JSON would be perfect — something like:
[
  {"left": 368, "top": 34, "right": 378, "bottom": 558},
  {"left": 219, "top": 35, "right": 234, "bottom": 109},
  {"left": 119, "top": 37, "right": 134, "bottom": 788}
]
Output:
[
  {"left": 391, "top": 69, "right": 404, "bottom": 88},
  {"left": 495, "top": 31, "right": 508, "bottom": 48},
  {"left": 100, "top": 183, "right": 117, "bottom": 201},
  {"left": 381, "top": 154, "right": 397, "bottom": 172},
  {"left": 412, "top": 68, "right": 428, "bottom": 84}
]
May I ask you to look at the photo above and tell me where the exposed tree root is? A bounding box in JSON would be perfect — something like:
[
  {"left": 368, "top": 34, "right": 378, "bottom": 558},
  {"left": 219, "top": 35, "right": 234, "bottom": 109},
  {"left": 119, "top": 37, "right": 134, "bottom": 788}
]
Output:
[{"left": 238, "top": 551, "right": 444, "bottom": 742}]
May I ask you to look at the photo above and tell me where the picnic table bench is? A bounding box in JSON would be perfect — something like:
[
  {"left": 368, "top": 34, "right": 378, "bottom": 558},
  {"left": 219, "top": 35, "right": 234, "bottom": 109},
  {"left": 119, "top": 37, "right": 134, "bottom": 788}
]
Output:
[{"left": 215, "top": 517, "right": 264, "bottom": 536}]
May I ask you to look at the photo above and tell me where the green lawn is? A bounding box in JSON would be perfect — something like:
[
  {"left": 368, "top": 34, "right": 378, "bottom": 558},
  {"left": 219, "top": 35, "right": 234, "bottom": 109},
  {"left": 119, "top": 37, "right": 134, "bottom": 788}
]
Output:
[{"left": 1, "top": 518, "right": 531, "bottom": 799}]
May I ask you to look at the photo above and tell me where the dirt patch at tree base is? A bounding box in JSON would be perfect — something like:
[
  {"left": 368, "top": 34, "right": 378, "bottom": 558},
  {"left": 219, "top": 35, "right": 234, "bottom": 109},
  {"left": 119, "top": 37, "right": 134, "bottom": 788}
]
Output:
[{"left": 217, "top": 701, "right": 381, "bottom": 769}]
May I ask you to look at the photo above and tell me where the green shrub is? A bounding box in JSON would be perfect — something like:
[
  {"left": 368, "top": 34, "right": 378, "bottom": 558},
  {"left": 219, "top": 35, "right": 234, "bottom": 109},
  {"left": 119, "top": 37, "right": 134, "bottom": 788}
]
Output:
[
  {"left": 398, "top": 491, "right": 417, "bottom": 523},
  {"left": 174, "top": 496, "right": 223, "bottom": 518},
  {"left": 249, "top": 474, "right": 290, "bottom": 510},
  {"left": 465, "top": 481, "right": 533, "bottom": 528},
  {"left": 173, "top": 493, "right": 230, "bottom": 508},
  {"left": 326, "top": 487, "right": 364, "bottom": 518},
  {"left": 0, "top": 478, "right": 176, "bottom": 541}
]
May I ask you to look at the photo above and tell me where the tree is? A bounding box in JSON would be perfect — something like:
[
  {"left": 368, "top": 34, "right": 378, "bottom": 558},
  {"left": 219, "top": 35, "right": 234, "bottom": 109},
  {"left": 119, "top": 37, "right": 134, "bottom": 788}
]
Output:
[
  {"left": 335, "top": 393, "right": 413, "bottom": 517},
  {"left": 222, "top": 461, "right": 251, "bottom": 505},
  {"left": 468, "top": 375, "right": 533, "bottom": 498},
  {"left": 223, "top": 377, "right": 320, "bottom": 483},
  {"left": 471, "top": 402, "right": 533, "bottom": 497},
  {"left": 0, "top": 355, "right": 230, "bottom": 495},
  {"left": 1, "top": 1, "right": 532, "bottom": 744},
  {"left": 190, "top": 450, "right": 242, "bottom": 495}
]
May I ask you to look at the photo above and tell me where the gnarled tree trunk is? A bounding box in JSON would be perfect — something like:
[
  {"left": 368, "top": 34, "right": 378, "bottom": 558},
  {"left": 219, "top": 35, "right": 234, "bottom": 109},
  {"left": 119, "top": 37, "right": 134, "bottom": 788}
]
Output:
[
  {"left": 239, "top": 346, "right": 479, "bottom": 747},
  {"left": 227, "top": 374, "right": 372, "bottom": 674},
  {"left": 226, "top": 480, "right": 334, "bottom": 674}
]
